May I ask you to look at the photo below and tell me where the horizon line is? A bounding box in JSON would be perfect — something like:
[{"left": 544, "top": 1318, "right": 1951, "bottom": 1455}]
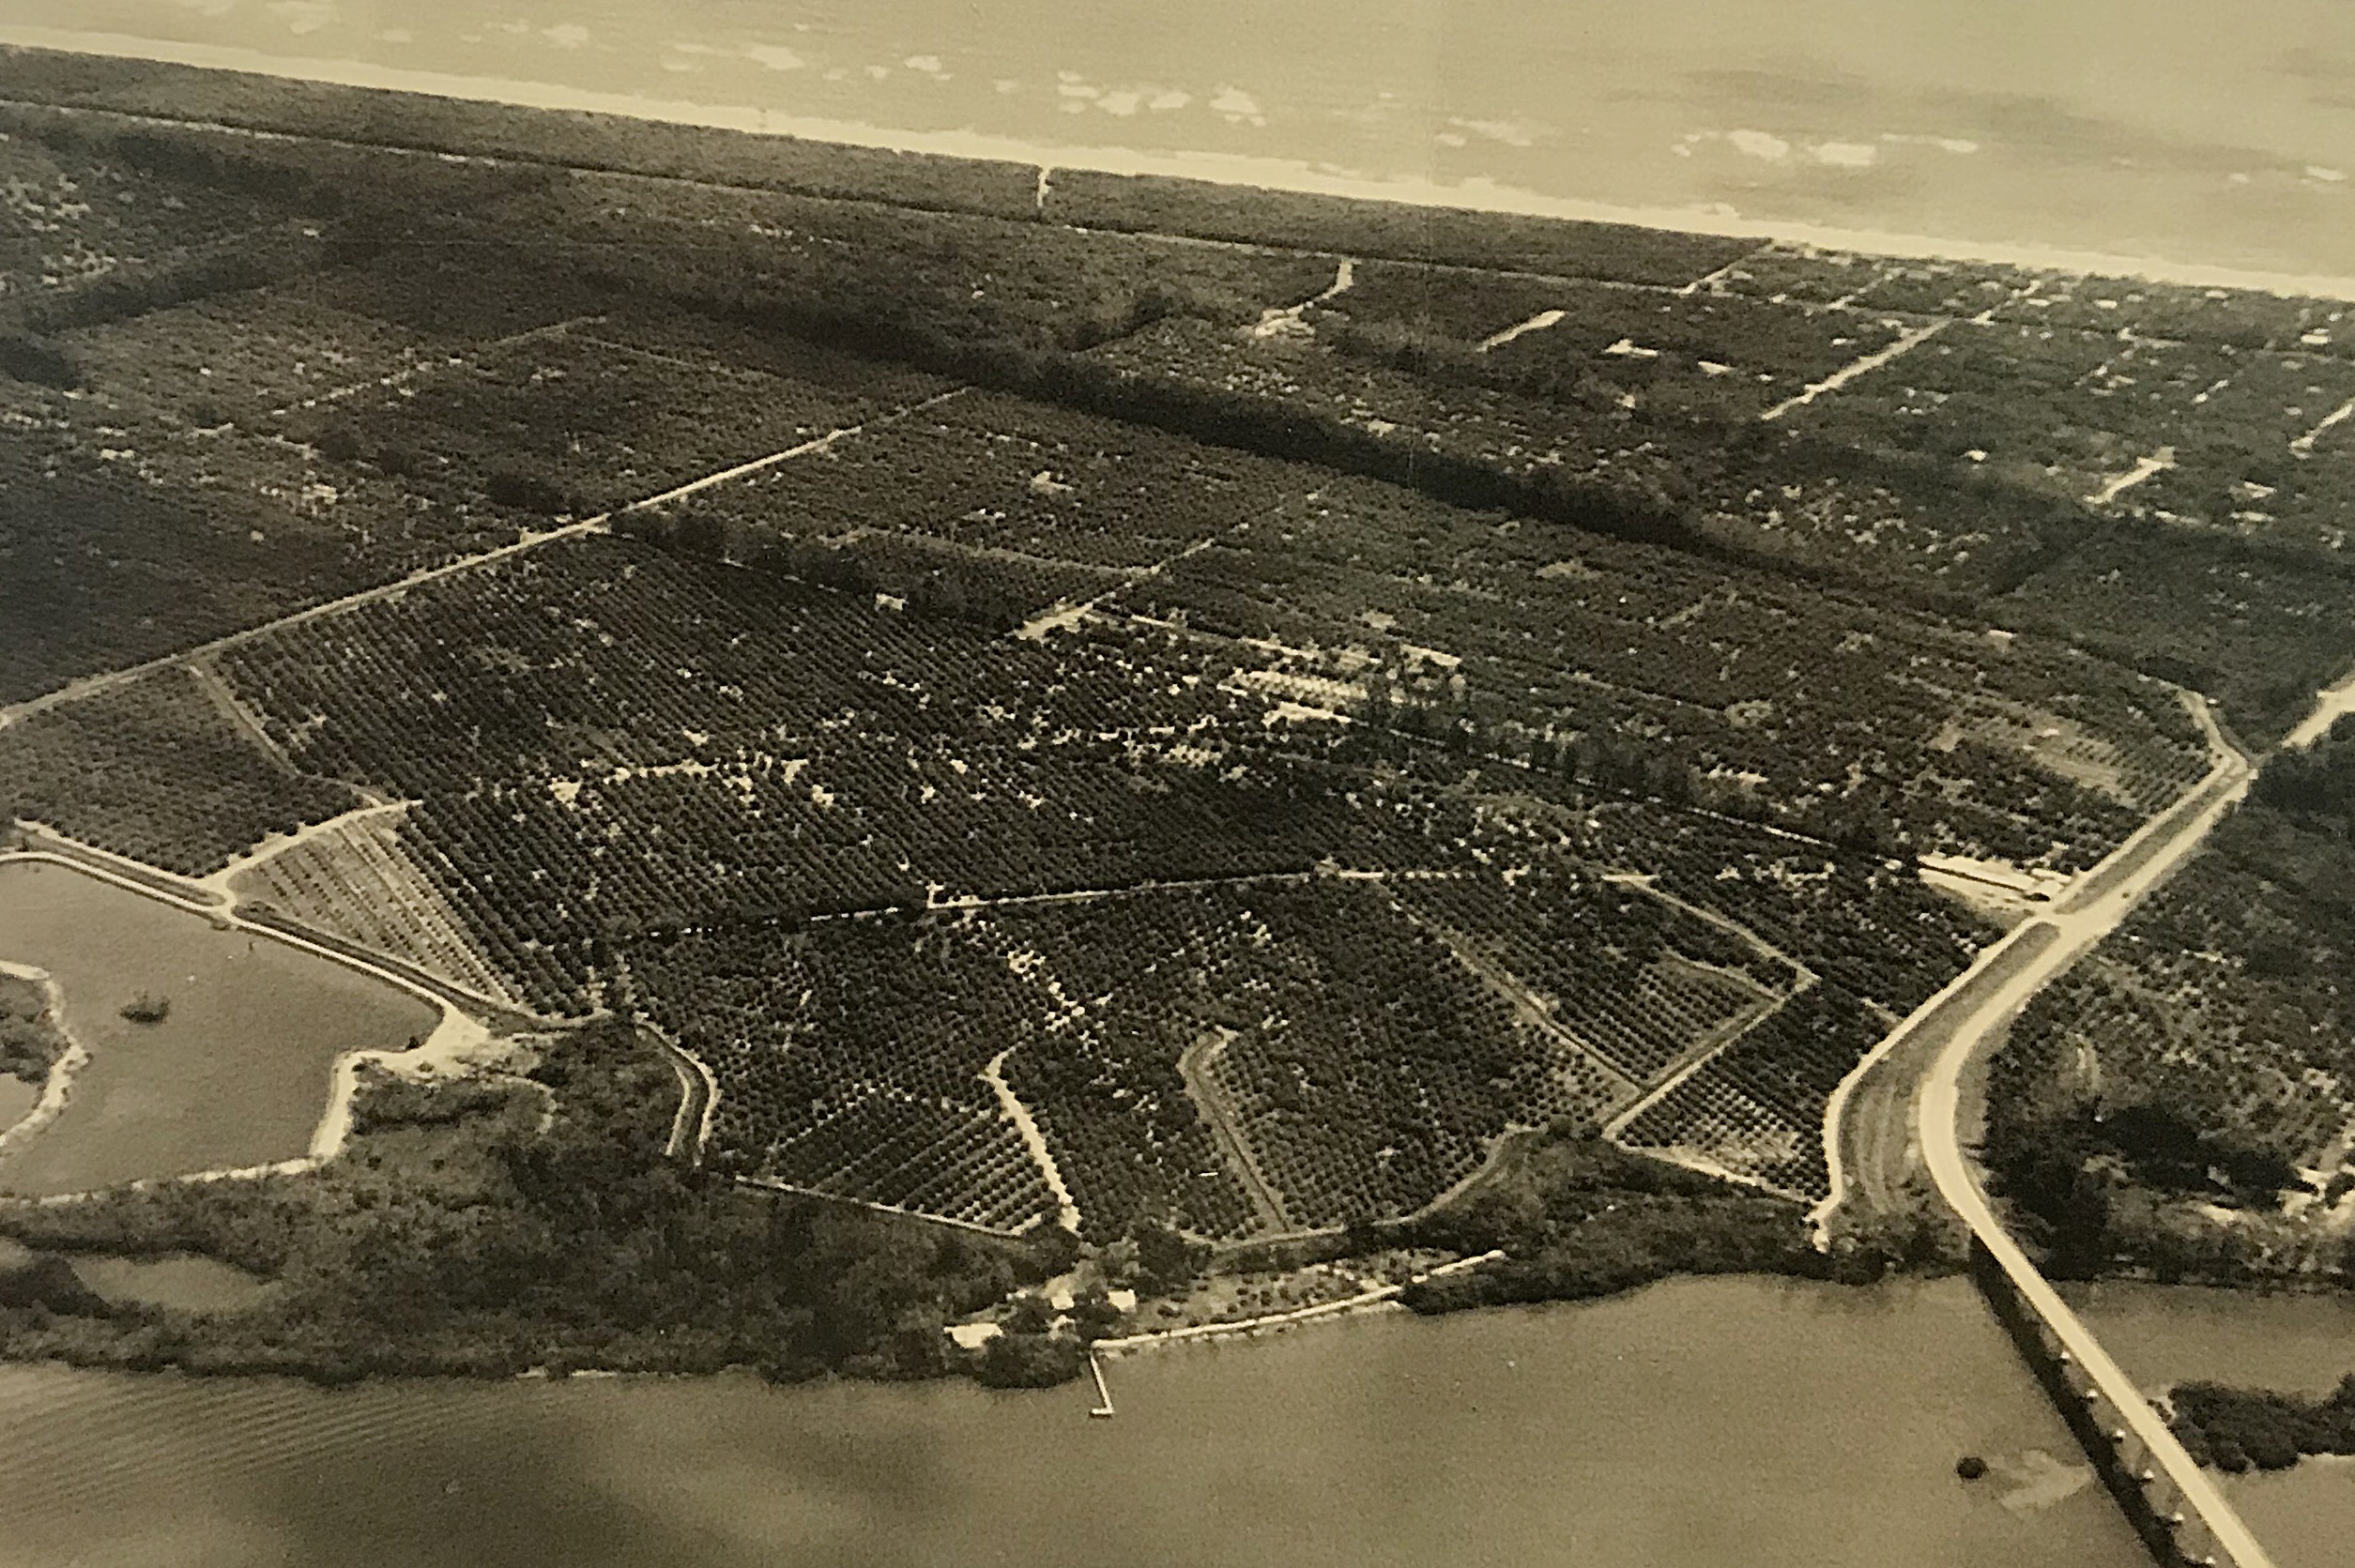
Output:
[{"left": 7, "top": 23, "right": 2355, "bottom": 304}]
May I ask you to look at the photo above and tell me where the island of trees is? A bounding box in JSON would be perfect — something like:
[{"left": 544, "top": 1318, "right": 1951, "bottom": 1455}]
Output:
[{"left": 2170, "top": 1375, "right": 2355, "bottom": 1472}]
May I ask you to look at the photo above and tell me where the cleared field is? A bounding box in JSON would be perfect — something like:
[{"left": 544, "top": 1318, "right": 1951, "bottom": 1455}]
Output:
[
  {"left": 1778, "top": 320, "right": 2212, "bottom": 488},
  {"left": 1476, "top": 283, "right": 1913, "bottom": 420},
  {"left": 990, "top": 879, "right": 1639, "bottom": 1236},
  {"left": 217, "top": 533, "right": 1449, "bottom": 1012},
  {"left": 1711, "top": 245, "right": 2041, "bottom": 317},
  {"left": 1114, "top": 467, "right": 2194, "bottom": 870},
  {"left": 1616, "top": 984, "right": 1889, "bottom": 1199},
  {"left": 55, "top": 285, "right": 451, "bottom": 425},
  {"left": 14, "top": 95, "right": 2353, "bottom": 1258},
  {"left": 521, "top": 165, "right": 1343, "bottom": 354},
  {"left": 1991, "top": 275, "right": 2322, "bottom": 348},
  {"left": 284, "top": 328, "right": 904, "bottom": 519},
  {"left": 1395, "top": 861, "right": 1791, "bottom": 1083},
  {"left": 0, "top": 119, "right": 281, "bottom": 292}
]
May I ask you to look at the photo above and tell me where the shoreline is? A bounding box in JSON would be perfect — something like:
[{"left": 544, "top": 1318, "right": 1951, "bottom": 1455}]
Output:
[
  {"left": 1095, "top": 1248, "right": 1507, "bottom": 1354},
  {"left": 0, "top": 847, "right": 481, "bottom": 1194},
  {"left": 6, "top": 24, "right": 2355, "bottom": 302},
  {"left": 0, "top": 961, "right": 88, "bottom": 1164}
]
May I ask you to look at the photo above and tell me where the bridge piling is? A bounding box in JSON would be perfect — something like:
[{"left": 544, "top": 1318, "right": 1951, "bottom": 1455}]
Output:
[{"left": 1966, "top": 1239, "right": 2214, "bottom": 1567}]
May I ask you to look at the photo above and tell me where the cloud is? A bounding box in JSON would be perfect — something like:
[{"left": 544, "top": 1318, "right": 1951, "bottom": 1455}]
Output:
[
  {"left": 864, "top": 64, "right": 891, "bottom": 81},
  {"left": 1727, "top": 129, "right": 1791, "bottom": 162},
  {"left": 172, "top": 0, "right": 238, "bottom": 17},
  {"left": 1447, "top": 117, "right": 1543, "bottom": 149},
  {"left": 993, "top": 79, "right": 1022, "bottom": 94},
  {"left": 1882, "top": 132, "right": 1980, "bottom": 155},
  {"left": 2306, "top": 165, "right": 2347, "bottom": 182},
  {"left": 376, "top": 26, "right": 411, "bottom": 42},
  {"left": 904, "top": 55, "right": 944, "bottom": 76},
  {"left": 267, "top": 0, "right": 334, "bottom": 33},
  {"left": 497, "top": 17, "right": 529, "bottom": 34},
  {"left": 1210, "top": 85, "right": 1265, "bottom": 126},
  {"left": 1150, "top": 88, "right": 1190, "bottom": 112},
  {"left": 1098, "top": 90, "right": 1142, "bottom": 117},
  {"left": 1813, "top": 141, "right": 1877, "bottom": 168},
  {"left": 745, "top": 43, "right": 804, "bottom": 70},
  {"left": 542, "top": 23, "right": 589, "bottom": 49}
]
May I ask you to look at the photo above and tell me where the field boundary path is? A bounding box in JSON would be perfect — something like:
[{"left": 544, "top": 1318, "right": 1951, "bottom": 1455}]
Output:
[
  {"left": 981, "top": 1046, "right": 1082, "bottom": 1233},
  {"left": 195, "top": 798, "right": 412, "bottom": 893},
  {"left": 1590, "top": 870, "right": 1817, "bottom": 1142},
  {"left": 1174, "top": 1027, "right": 1292, "bottom": 1233},
  {"left": 0, "top": 388, "right": 969, "bottom": 731},
  {"left": 1760, "top": 319, "right": 1947, "bottom": 421},
  {"left": 646, "top": 1028, "right": 718, "bottom": 1165},
  {"left": 1094, "top": 1248, "right": 1506, "bottom": 1353}
]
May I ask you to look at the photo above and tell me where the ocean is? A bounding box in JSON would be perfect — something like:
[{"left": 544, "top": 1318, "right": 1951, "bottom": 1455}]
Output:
[{"left": 2, "top": 0, "right": 2352, "bottom": 288}]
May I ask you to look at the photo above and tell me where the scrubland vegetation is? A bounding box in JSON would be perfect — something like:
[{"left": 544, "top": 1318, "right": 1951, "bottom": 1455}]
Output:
[
  {"left": 0, "top": 973, "right": 66, "bottom": 1088},
  {"left": 0, "top": 1022, "right": 1052, "bottom": 1382}
]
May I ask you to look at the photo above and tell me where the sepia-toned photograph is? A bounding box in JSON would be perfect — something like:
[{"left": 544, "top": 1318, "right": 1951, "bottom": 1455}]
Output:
[{"left": 0, "top": 4, "right": 2349, "bottom": 1565}]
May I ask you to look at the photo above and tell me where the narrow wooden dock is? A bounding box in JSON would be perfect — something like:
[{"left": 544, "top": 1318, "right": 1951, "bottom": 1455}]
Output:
[{"left": 1087, "top": 1351, "right": 1115, "bottom": 1419}]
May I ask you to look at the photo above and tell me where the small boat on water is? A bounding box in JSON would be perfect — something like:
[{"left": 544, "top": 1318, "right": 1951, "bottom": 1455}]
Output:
[{"left": 1087, "top": 1351, "right": 1114, "bottom": 1419}]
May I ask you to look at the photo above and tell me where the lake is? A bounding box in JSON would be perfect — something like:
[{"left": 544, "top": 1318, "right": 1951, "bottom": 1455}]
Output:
[
  {"left": 8, "top": 1263, "right": 2349, "bottom": 1566},
  {"left": 0, "top": 1274, "right": 2154, "bottom": 1568},
  {"left": 0, "top": 860, "right": 438, "bottom": 1195},
  {"left": 7, "top": 1, "right": 2354, "bottom": 284}
]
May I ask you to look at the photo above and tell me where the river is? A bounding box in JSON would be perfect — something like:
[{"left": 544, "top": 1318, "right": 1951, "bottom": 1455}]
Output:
[
  {"left": 2074, "top": 1282, "right": 2355, "bottom": 1568},
  {"left": 4, "top": 2, "right": 2354, "bottom": 287},
  {"left": 0, "top": 859, "right": 436, "bottom": 1195},
  {"left": 0, "top": 1274, "right": 2155, "bottom": 1568}
]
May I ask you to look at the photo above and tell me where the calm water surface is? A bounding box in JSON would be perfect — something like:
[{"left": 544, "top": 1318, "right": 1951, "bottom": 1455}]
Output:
[
  {"left": 2074, "top": 1281, "right": 2355, "bottom": 1568},
  {"left": 0, "top": 1074, "right": 34, "bottom": 1134},
  {"left": 0, "top": 1275, "right": 2151, "bottom": 1568},
  {"left": 0, "top": 860, "right": 436, "bottom": 1195},
  {"left": 8, "top": 0, "right": 2355, "bottom": 277},
  {"left": 70, "top": 1252, "right": 275, "bottom": 1313}
]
